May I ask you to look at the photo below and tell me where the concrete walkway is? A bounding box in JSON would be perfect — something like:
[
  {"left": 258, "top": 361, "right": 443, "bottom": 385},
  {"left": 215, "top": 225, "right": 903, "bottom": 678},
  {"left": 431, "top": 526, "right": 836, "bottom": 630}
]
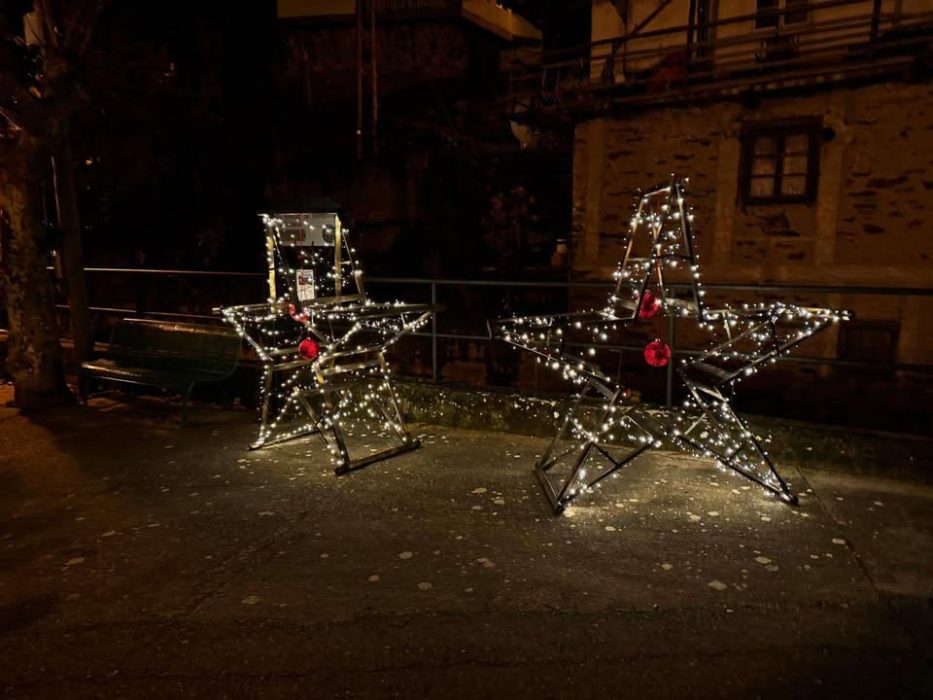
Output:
[{"left": 1, "top": 395, "right": 931, "bottom": 698}]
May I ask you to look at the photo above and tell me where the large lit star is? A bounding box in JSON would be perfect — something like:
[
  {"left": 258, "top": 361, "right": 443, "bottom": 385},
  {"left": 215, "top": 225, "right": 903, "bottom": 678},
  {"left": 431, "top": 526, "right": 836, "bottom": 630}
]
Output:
[
  {"left": 490, "top": 178, "right": 850, "bottom": 513},
  {"left": 222, "top": 210, "right": 437, "bottom": 474}
]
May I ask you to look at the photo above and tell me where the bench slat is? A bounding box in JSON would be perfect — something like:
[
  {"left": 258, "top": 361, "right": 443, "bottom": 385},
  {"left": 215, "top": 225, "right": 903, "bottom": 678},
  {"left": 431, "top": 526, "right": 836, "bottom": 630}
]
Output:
[{"left": 81, "top": 319, "right": 242, "bottom": 414}]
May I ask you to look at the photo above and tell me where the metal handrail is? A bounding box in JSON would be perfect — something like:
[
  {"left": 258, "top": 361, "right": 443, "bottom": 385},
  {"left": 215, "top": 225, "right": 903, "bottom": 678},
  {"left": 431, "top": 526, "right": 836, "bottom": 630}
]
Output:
[
  {"left": 362, "top": 276, "right": 933, "bottom": 405},
  {"left": 369, "top": 277, "right": 933, "bottom": 297},
  {"left": 61, "top": 267, "right": 933, "bottom": 296},
  {"left": 6, "top": 266, "right": 927, "bottom": 408},
  {"left": 80, "top": 267, "right": 264, "bottom": 277},
  {"left": 507, "top": 2, "right": 933, "bottom": 112}
]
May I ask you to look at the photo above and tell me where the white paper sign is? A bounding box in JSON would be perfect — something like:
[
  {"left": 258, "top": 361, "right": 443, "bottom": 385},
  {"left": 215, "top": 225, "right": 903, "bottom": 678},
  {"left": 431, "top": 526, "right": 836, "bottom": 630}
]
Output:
[{"left": 296, "top": 270, "right": 315, "bottom": 301}]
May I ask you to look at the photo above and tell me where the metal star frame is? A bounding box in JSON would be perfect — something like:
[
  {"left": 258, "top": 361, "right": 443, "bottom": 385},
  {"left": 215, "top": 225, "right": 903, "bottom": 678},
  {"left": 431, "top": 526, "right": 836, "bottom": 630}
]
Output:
[
  {"left": 222, "top": 209, "right": 438, "bottom": 474},
  {"left": 490, "top": 178, "right": 850, "bottom": 513}
]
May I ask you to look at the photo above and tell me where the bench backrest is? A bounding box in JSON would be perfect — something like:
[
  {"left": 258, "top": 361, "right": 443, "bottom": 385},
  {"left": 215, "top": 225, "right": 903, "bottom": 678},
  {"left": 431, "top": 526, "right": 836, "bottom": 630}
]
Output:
[{"left": 109, "top": 319, "right": 240, "bottom": 376}]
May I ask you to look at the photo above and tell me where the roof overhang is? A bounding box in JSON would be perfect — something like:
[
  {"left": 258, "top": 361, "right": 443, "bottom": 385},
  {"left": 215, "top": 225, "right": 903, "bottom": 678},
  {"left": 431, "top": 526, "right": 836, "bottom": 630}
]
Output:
[{"left": 276, "top": 0, "right": 541, "bottom": 43}]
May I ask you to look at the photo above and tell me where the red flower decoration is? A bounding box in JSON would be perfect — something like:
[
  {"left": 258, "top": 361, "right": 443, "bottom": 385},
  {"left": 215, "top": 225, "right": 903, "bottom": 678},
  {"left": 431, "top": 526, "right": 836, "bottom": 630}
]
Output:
[
  {"left": 643, "top": 339, "right": 671, "bottom": 368},
  {"left": 638, "top": 290, "right": 660, "bottom": 319},
  {"left": 298, "top": 338, "right": 319, "bottom": 361}
]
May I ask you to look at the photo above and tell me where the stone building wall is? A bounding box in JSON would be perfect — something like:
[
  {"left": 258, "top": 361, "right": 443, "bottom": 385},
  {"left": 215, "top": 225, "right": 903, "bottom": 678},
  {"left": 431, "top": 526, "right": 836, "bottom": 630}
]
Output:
[{"left": 570, "top": 81, "right": 933, "bottom": 370}]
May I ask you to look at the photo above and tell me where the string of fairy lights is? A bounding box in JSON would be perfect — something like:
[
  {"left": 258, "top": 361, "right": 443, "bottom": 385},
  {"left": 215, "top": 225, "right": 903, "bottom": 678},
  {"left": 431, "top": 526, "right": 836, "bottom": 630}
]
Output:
[
  {"left": 221, "top": 211, "right": 436, "bottom": 473},
  {"left": 216, "top": 185, "right": 846, "bottom": 510},
  {"left": 491, "top": 176, "right": 851, "bottom": 513}
]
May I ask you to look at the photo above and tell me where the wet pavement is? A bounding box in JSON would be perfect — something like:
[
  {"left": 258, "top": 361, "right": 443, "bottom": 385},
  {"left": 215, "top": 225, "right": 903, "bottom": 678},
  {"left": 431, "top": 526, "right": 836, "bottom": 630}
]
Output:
[{"left": 1, "top": 394, "right": 931, "bottom": 698}]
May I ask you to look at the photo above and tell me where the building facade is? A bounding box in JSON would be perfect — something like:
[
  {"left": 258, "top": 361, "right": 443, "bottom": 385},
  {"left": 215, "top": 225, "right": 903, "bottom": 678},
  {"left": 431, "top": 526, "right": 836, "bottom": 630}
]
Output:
[{"left": 511, "top": 0, "right": 932, "bottom": 428}]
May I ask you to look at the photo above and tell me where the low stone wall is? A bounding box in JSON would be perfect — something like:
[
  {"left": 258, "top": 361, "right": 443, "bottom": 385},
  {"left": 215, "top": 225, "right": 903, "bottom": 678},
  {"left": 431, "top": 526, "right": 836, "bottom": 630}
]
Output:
[{"left": 394, "top": 379, "right": 933, "bottom": 483}]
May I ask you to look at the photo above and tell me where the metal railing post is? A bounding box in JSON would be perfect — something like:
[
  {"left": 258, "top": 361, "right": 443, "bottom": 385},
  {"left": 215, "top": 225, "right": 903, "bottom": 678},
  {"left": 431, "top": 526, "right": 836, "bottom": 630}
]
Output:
[
  {"left": 666, "top": 312, "right": 676, "bottom": 408},
  {"left": 431, "top": 281, "right": 438, "bottom": 383}
]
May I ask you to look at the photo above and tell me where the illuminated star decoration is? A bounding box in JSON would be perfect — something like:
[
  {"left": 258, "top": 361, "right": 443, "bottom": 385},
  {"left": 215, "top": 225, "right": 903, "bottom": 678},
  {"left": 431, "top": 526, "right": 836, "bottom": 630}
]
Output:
[
  {"left": 222, "top": 209, "right": 437, "bottom": 474},
  {"left": 490, "top": 178, "right": 850, "bottom": 513}
]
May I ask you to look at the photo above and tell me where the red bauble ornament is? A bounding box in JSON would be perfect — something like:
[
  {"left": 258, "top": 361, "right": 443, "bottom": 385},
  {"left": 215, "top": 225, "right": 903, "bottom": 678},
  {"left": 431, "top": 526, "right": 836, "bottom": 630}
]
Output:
[
  {"left": 638, "top": 290, "right": 660, "bottom": 319},
  {"left": 643, "top": 339, "right": 671, "bottom": 368},
  {"left": 298, "top": 338, "right": 319, "bottom": 360}
]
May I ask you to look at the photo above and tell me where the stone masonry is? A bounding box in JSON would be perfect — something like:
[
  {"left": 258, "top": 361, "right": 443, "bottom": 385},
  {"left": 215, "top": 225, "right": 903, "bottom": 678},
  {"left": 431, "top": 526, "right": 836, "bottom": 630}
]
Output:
[{"left": 570, "top": 81, "right": 933, "bottom": 370}]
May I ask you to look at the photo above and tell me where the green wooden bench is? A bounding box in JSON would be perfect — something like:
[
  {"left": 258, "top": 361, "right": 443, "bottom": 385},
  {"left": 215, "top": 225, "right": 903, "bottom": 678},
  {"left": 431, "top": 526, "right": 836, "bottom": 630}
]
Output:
[{"left": 79, "top": 318, "right": 240, "bottom": 422}]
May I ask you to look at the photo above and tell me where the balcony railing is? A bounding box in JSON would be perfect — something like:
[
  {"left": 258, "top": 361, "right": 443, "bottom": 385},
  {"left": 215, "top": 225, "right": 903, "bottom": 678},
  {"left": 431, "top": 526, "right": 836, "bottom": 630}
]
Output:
[{"left": 509, "top": 0, "right": 932, "bottom": 117}]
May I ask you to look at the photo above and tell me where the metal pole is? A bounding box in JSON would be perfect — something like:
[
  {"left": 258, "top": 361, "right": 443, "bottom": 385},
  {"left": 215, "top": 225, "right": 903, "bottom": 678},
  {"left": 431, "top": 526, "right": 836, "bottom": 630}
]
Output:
[
  {"left": 686, "top": 0, "right": 697, "bottom": 61},
  {"left": 370, "top": 0, "right": 378, "bottom": 157},
  {"left": 355, "top": 0, "right": 363, "bottom": 159},
  {"left": 431, "top": 281, "right": 437, "bottom": 383},
  {"left": 666, "top": 312, "right": 676, "bottom": 408},
  {"left": 870, "top": 0, "right": 882, "bottom": 41},
  {"left": 51, "top": 138, "right": 91, "bottom": 363}
]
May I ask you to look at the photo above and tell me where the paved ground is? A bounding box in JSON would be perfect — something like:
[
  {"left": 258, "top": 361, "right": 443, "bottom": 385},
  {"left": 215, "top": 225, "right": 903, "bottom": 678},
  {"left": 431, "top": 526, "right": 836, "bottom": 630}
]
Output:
[{"left": 1, "top": 392, "right": 932, "bottom": 698}]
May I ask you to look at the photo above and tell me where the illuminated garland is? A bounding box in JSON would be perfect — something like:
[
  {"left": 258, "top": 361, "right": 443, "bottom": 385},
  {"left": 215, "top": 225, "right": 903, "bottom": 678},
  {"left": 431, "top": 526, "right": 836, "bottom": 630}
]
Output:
[
  {"left": 221, "top": 211, "right": 436, "bottom": 473},
  {"left": 490, "top": 177, "right": 851, "bottom": 513}
]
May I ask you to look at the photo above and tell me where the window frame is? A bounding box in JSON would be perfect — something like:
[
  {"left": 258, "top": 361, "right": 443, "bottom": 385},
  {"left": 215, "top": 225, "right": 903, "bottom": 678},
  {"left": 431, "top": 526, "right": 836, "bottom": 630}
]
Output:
[{"left": 739, "top": 118, "right": 822, "bottom": 206}]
